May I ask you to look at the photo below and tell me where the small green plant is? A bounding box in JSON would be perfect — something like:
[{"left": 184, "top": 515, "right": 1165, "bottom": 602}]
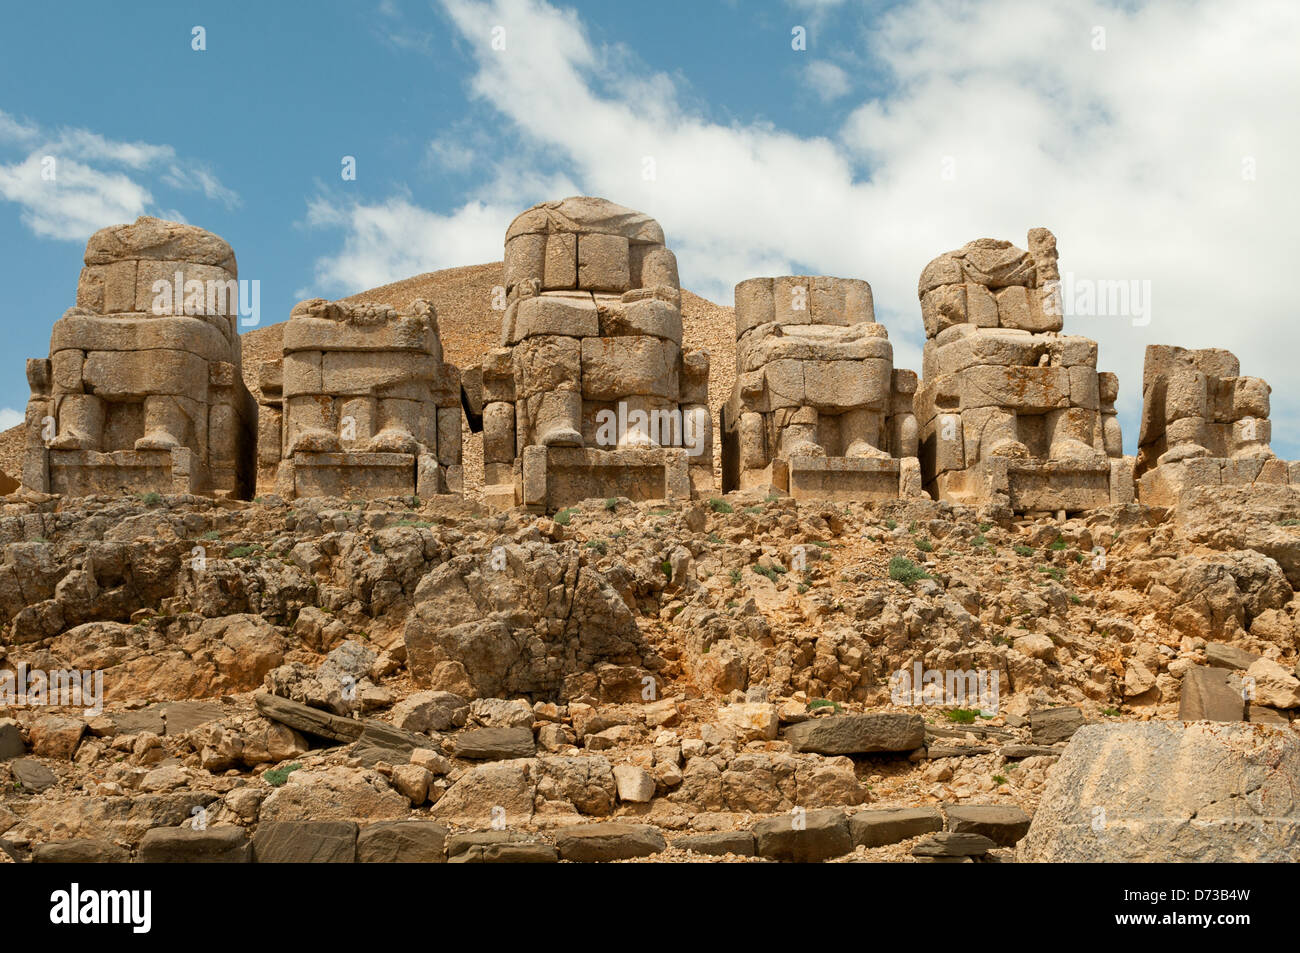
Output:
[
  {"left": 707, "top": 533, "right": 723, "bottom": 544},
  {"left": 729, "top": 568, "right": 742, "bottom": 586},
  {"left": 888, "top": 556, "right": 930, "bottom": 585},
  {"left": 139, "top": 491, "right": 162, "bottom": 505},
  {"left": 1279, "top": 518, "right": 1300, "bottom": 527},
  {"left": 553, "top": 507, "right": 576, "bottom": 526},
  {"left": 395, "top": 519, "right": 432, "bottom": 528},
  {"left": 945, "top": 708, "right": 978, "bottom": 724},
  {"left": 585, "top": 539, "right": 608, "bottom": 556},
  {"left": 808, "top": 698, "right": 842, "bottom": 713},
  {"left": 1049, "top": 539, "right": 1068, "bottom": 551},
  {"left": 228, "top": 545, "right": 257, "bottom": 558},
  {"left": 992, "top": 774, "right": 1009, "bottom": 786},
  {"left": 660, "top": 560, "right": 673, "bottom": 581},
  {"left": 264, "top": 762, "right": 302, "bottom": 787},
  {"left": 1038, "top": 565, "right": 1065, "bottom": 583},
  {"left": 978, "top": 522, "right": 992, "bottom": 533},
  {"left": 744, "top": 506, "right": 762, "bottom": 514},
  {"left": 1101, "top": 706, "right": 1121, "bottom": 717},
  {"left": 765, "top": 492, "right": 781, "bottom": 502},
  {"left": 201, "top": 530, "right": 220, "bottom": 541},
  {"left": 604, "top": 497, "right": 618, "bottom": 511},
  {"left": 1069, "top": 593, "right": 1082, "bottom": 604},
  {"left": 971, "top": 534, "right": 987, "bottom": 548},
  {"left": 885, "top": 519, "right": 898, "bottom": 530},
  {"left": 915, "top": 537, "right": 934, "bottom": 553},
  {"left": 709, "top": 498, "right": 733, "bottom": 513},
  {"left": 1013, "top": 544, "right": 1033, "bottom": 557},
  {"left": 797, "top": 582, "right": 809, "bottom": 594},
  {"left": 752, "top": 563, "right": 786, "bottom": 582}
]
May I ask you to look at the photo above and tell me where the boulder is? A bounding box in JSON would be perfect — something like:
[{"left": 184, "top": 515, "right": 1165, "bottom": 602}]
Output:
[
  {"left": 1019, "top": 722, "right": 1300, "bottom": 862},
  {"left": 849, "top": 807, "right": 943, "bottom": 848},
  {"left": 252, "top": 820, "right": 357, "bottom": 863},
  {"left": 753, "top": 808, "right": 852, "bottom": 862},
  {"left": 783, "top": 713, "right": 924, "bottom": 755},
  {"left": 553, "top": 822, "right": 666, "bottom": 862}
]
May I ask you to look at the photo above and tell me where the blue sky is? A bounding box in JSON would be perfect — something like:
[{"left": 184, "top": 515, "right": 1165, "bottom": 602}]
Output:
[{"left": 2, "top": 0, "right": 1298, "bottom": 458}]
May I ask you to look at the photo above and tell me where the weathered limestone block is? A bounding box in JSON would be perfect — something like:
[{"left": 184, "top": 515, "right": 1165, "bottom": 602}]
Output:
[
  {"left": 256, "top": 297, "right": 462, "bottom": 499},
  {"left": 915, "top": 229, "right": 1130, "bottom": 513},
  {"left": 1137, "top": 344, "right": 1286, "bottom": 505},
  {"left": 485, "top": 197, "right": 710, "bottom": 512},
  {"left": 722, "top": 275, "right": 922, "bottom": 500},
  {"left": 22, "top": 217, "right": 256, "bottom": 498}
]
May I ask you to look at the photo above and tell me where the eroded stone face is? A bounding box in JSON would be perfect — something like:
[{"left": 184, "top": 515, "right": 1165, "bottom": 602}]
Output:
[
  {"left": 721, "top": 275, "right": 923, "bottom": 500},
  {"left": 256, "top": 298, "right": 462, "bottom": 499},
  {"left": 23, "top": 216, "right": 256, "bottom": 498},
  {"left": 1136, "top": 344, "right": 1288, "bottom": 505},
  {"left": 913, "top": 229, "right": 1132, "bottom": 513},
  {"left": 482, "top": 196, "right": 711, "bottom": 511}
]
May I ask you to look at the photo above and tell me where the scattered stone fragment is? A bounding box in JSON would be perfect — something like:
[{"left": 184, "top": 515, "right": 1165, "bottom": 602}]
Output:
[
  {"left": 754, "top": 809, "right": 852, "bottom": 862},
  {"left": 357, "top": 821, "right": 447, "bottom": 863},
  {"left": 1028, "top": 707, "right": 1084, "bottom": 745},
  {"left": 452, "top": 726, "right": 536, "bottom": 760},
  {"left": 138, "top": 826, "right": 251, "bottom": 863},
  {"left": 252, "top": 821, "right": 358, "bottom": 863},
  {"left": 849, "top": 808, "right": 943, "bottom": 848},
  {"left": 912, "top": 832, "right": 997, "bottom": 857},
  {"left": 554, "top": 822, "right": 667, "bottom": 862},
  {"left": 943, "top": 804, "right": 1032, "bottom": 846},
  {"left": 783, "top": 713, "right": 924, "bottom": 755},
  {"left": 674, "top": 831, "right": 757, "bottom": 857}
]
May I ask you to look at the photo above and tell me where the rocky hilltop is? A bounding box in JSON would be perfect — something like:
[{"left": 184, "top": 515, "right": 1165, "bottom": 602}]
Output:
[{"left": 2, "top": 481, "right": 1298, "bottom": 862}]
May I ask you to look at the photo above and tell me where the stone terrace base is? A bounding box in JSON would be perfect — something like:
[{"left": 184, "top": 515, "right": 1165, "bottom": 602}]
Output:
[
  {"left": 1138, "top": 456, "right": 1298, "bottom": 508},
  {"left": 487, "top": 445, "right": 698, "bottom": 513},
  {"left": 930, "top": 457, "right": 1134, "bottom": 515},
  {"left": 284, "top": 452, "right": 463, "bottom": 501},
  {"left": 742, "top": 455, "right": 925, "bottom": 502},
  {"left": 44, "top": 448, "right": 204, "bottom": 497}
]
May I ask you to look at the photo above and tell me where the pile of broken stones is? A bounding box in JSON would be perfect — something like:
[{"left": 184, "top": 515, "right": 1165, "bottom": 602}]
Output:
[{"left": 2, "top": 483, "right": 1300, "bottom": 862}]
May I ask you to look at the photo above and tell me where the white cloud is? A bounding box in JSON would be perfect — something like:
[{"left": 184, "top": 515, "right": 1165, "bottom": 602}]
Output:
[
  {"left": 0, "top": 408, "right": 23, "bottom": 430},
  {"left": 309, "top": 0, "right": 1300, "bottom": 456},
  {"left": 0, "top": 109, "right": 239, "bottom": 242},
  {"left": 804, "top": 61, "right": 851, "bottom": 101}
]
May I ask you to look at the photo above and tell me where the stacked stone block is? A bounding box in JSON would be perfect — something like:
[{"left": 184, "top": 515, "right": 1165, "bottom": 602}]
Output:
[
  {"left": 914, "top": 229, "right": 1132, "bottom": 513},
  {"left": 22, "top": 217, "right": 255, "bottom": 497},
  {"left": 256, "top": 298, "right": 462, "bottom": 499},
  {"left": 721, "top": 276, "right": 924, "bottom": 500},
  {"left": 481, "top": 196, "right": 711, "bottom": 512},
  {"left": 1136, "top": 345, "right": 1295, "bottom": 504}
]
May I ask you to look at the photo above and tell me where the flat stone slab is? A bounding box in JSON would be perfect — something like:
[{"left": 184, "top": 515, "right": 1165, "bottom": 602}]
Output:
[
  {"left": 255, "top": 692, "right": 364, "bottom": 743},
  {"left": 252, "top": 820, "right": 358, "bottom": 863},
  {"left": 452, "top": 726, "right": 536, "bottom": 760},
  {"left": 849, "top": 808, "right": 943, "bottom": 848},
  {"left": 33, "top": 839, "right": 131, "bottom": 863},
  {"left": 754, "top": 809, "right": 852, "bottom": 862},
  {"left": 912, "top": 832, "right": 997, "bottom": 857},
  {"left": 12, "top": 758, "right": 56, "bottom": 793},
  {"left": 926, "top": 745, "right": 993, "bottom": 759},
  {"left": 997, "top": 745, "right": 1062, "bottom": 759},
  {"left": 1028, "top": 707, "right": 1085, "bottom": 745},
  {"left": 138, "top": 826, "right": 251, "bottom": 863},
  {"left": 357, "top": 820, "right": 448, "bottom": 863},
  {"left": 673, "top": 831, "right": 757, "bottom": 857},
  {"left": 1178, "top": 666, "right": 1246, "bottom": 722},
  {"left": 784, "top": 713, "right": 924, "bottom": 755},
  {"left": 0, "top": 720, "right": 24, "bottom": 760},
  {"left": 447, "top": 831, "right": 557, "bottom": 864},
  {"left": 943, "top": 804, "right": 1032, "bottom": 846},
  {"left": 1206, "top": 643, "right": 1262, "bottom": 671},
  {"left": 553, "top": 822, "right": 666, "bottom": 862}
]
